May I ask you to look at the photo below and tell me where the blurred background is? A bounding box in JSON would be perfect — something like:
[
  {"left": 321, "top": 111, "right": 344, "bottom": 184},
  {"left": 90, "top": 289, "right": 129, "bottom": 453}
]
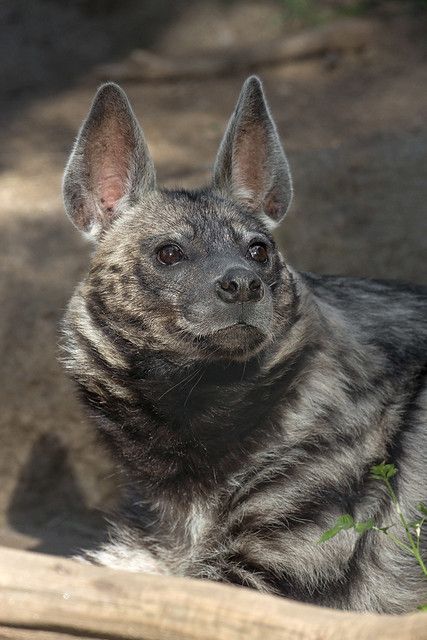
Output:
[{"left": 0, "top": 0, "right": 426, "bottom": 555}]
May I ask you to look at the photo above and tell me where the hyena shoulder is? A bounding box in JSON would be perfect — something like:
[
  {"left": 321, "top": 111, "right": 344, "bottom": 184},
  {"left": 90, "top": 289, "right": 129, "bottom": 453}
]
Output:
[{"left": 303, "top": 273, "right": 427, "bottom": 363}]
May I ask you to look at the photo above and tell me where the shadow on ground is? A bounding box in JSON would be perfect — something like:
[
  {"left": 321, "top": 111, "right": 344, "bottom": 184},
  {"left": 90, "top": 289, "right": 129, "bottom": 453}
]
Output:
[{"left": 7, "top": 433, "right": 108, "bottom": 556}]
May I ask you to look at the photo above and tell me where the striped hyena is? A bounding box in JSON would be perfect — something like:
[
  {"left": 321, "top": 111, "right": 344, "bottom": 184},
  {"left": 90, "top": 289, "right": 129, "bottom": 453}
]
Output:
[{"left": 61, "top": 77, "right": 427, "bottom": 612}]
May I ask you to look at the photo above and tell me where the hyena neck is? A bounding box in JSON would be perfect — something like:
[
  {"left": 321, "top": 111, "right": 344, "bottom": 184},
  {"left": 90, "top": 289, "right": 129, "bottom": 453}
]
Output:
[
  {"left": 80, "top": 342, "right": 315, "bottom": 498},
  {"left": 64, "top": 273, "right": 322, "bottom": 498}
]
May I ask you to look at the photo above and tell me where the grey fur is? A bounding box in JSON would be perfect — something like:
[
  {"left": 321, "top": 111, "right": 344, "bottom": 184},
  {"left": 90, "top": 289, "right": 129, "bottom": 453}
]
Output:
[{"left": 61, "top": 76, "right": 427, "bottom": 613}]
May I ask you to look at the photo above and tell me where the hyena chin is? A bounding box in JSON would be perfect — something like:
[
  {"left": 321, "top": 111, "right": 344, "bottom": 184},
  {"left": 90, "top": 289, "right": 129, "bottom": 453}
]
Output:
[{"left": 61, "top": 76, "right": 427, "bottom": 613}]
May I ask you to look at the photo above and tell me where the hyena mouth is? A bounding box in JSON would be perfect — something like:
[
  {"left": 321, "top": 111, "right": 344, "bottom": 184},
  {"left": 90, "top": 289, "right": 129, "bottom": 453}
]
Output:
[{"left": 201, "top": 323, "right": 267, "bottom": 356}]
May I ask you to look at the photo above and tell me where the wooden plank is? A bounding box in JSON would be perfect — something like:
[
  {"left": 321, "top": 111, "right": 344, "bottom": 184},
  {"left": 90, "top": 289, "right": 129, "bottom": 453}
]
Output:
[
  {"left": 0, "top": 626, "right": 104, "bottom": 640},
  {"left": 0, "top": 546, "right": 425, "bottom": 640}
]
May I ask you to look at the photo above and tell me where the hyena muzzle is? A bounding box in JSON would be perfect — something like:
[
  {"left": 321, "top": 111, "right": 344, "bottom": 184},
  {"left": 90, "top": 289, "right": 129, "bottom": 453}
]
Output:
[{"left": 61, "top": 76, "right": 427, "bottom": 613}]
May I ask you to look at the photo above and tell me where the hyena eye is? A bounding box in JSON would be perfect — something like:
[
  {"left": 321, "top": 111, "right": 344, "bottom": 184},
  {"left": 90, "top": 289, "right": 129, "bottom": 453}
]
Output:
[
  {"left": 157, "top": 244, "right": 185, "bottom": 266},
  {"left": 247, "top": 242, "right": 269, "bottom": 264}
]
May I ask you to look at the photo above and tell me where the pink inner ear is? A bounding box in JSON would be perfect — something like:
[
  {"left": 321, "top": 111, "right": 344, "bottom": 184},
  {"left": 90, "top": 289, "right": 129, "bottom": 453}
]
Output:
[
  {"left": 89, "top": 118, "right": 131, "bottom": 222},
  {"left": 232, "top": 123, "right": 267, "bottom": 209},
  {"left": 97, "top": 170, "right": 126, "bottom": 213}
]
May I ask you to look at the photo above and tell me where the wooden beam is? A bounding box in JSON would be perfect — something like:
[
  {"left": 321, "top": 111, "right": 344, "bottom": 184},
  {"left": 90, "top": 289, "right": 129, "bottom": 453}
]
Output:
[
  {"left": 0, "top": 546, "right": 425, "bottom": 640},
  {"left": 0, "top": 627, "right": 103, "bottom": 640}
]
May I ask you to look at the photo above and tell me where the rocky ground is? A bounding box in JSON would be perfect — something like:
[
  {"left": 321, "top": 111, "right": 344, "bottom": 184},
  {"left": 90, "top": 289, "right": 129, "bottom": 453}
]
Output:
[{"left": 0, "top": 1, "right": 426, "bottom": 554}]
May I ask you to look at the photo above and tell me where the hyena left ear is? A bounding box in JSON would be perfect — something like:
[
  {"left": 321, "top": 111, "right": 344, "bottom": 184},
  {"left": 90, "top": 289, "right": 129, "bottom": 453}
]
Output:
[
  {"left": 63, "top": 83, "right": 156, "bottom": 240},
  {"left": 213, "top": 76, "right": 293, "bottom": 227}
]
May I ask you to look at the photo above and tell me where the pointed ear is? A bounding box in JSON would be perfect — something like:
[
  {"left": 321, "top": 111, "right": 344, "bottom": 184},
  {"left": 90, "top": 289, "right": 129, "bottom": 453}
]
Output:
[
  {"left": 62, "top": 83, "right": 156, "bottom": 240},
  {"left": 213, "top": 76, "right": 292, "bottom": 227}
]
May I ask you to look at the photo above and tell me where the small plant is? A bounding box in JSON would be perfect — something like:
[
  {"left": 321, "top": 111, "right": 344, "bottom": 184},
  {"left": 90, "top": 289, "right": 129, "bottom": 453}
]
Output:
[{"left": 319, "top": 462, "right": 427, "bottom": 610}]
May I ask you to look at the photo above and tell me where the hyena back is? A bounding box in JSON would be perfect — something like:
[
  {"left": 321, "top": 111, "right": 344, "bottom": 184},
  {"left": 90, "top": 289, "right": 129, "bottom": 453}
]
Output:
[{"left": 61, "top": 77, "right": 427, "bottom": 612}]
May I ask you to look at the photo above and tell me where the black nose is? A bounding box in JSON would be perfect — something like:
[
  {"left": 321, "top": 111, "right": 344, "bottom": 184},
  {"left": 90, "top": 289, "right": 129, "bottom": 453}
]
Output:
[{"left": 216, "top": 267, "right": 264, "bottom": 304}]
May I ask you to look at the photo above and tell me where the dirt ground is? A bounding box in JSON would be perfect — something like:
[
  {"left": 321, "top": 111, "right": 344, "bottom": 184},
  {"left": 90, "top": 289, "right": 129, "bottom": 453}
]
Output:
[{"left": 0, "top": 1, "right": 426, "bottom": 555}]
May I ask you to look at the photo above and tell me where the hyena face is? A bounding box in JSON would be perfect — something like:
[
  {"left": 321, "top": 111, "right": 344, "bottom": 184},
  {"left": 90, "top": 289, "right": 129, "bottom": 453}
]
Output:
[{"left": 63, "top": 77, "right": 295, "bottom": 361}]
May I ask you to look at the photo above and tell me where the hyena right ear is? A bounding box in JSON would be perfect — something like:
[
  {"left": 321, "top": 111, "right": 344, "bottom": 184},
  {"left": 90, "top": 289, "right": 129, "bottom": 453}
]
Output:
[
  {"left": 63, "top": 83, "right": 156, "bottom": 240},
  {"left": 213, "top": 76, "right": 293, "bottom": 228}
]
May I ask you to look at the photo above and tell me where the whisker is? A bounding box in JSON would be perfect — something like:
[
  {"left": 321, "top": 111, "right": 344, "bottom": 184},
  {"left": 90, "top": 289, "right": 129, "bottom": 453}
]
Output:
[
  {"left": 156, "top": 366, "right": 202, "bottom": 401},
  {"left": 183, "top": 368, "right": 206, "bottom": 407}
]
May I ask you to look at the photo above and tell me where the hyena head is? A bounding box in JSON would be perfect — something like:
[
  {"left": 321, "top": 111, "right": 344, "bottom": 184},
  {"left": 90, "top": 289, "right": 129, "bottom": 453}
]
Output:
[{"left": 63, "top": 77, "right": 297, "bottom": 364}]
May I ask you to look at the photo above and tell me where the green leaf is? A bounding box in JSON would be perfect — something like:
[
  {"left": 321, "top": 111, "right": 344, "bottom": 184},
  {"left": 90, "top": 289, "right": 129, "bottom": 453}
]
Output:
[
  {"left": 370, "top": 462, "right": 397, "bottom": 480},
  {"left": 417, "top": 502, "right": 427, "bottom": 516},
  {"left": 319, "top": 527, "right": 341, "bottom": 543},
  {"left": 354, "top": 519, "right": 375, "bottom": 534},
  {"left": 336, "top": 514, "right": 354, "bottom": 529},
  {"left": 385, "top": 466, "right": 397, "bottom": 479},
  {"left": 417, "top": 604, "right": 427, "bottom": 612},
  {"left": 318, "top": 514, "right": 354, "bottom": 543},
  {"left": 370, "top": 464, "right": 386, "bottom": 479}
]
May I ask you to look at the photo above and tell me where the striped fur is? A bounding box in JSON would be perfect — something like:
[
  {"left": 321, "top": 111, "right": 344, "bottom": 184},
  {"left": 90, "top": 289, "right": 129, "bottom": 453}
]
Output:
[{"left": 61, "top": 78, "right": 427, "bottom": 613}]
